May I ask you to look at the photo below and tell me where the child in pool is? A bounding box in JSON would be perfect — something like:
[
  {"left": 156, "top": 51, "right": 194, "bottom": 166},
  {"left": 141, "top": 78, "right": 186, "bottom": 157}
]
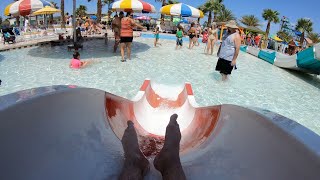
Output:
[
  {"left": 69, "top": 51, "right": 97, "bottom": 69},
  {"left": 176, "top": 26, "right": 184, "bottom": 49},
  {"left": 154, "top": 27, "right": 161, "bottom": 47}
]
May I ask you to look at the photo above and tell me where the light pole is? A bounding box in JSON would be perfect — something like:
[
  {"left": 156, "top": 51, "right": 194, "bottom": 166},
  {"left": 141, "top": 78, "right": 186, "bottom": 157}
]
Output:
[{"left": 73, "top": 0, "right": 77, "bottom": 44}]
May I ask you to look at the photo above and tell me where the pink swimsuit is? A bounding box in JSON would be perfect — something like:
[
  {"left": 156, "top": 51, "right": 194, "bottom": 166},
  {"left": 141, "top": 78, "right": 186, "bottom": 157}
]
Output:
[{"left": 70, "top": 58, "right": 81, "bottom": 69}]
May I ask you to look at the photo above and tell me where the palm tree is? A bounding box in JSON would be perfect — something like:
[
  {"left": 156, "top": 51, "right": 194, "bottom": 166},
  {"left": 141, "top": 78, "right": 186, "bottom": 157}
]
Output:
[
  {"left": 199, "top": 0, "right": 223, "bottom": 27},
  {"left": 262, "top": 9, "right": 279, "bottom": 43},
  {"left": 308, "top": 32, "right": 320, "bottom": 44},
  {"left": 50, "top": 1, "right": 59, "bottom": 23},
  {"left": 168, "top": 0, "right": 179, "bottom": 4},
  {"left": 155, "top": 0, "right": 167, "bottom": 20},
  {"left": 60, "top": 0, "right": 65, "bottom": 28},
  {"left": 102, "top": 0, "right": 115, "bottom": 20},
  {"left": 240, "top": 15, "right": 260, "bottom": 27},
  {"left": 215, "top": 5, "right": 235, "bottom": 22},
  {"left": 212, "top": 0, "right": 223, "bottom": 22},
  {"left": 295, "top": 18, "right": 313, "bottom": 47},
  {"left": 76, "top": 5, "right": 87, "bottom": 18},
  {"left": 198, "top": 2, "right": 212, "bottom": 27},
  {"left": 88, "top": 0, "right": 102, "bottom": 23}
]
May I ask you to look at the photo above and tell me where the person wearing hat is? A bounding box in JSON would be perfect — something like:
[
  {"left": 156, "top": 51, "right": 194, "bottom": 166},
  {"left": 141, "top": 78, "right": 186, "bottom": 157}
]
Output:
[{"left": 216, "top": 20, "right": 241, "bottom": 81}]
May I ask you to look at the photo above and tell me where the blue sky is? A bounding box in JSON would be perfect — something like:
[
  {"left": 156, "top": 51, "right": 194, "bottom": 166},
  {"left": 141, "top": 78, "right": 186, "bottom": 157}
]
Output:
[{"left": 1, "top": 0, "right": 320, "bottom": 34}]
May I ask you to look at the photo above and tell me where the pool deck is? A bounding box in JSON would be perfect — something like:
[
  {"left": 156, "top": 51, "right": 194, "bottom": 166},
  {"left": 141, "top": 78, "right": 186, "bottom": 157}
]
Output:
[{"left": 0, "top": 30, "right": 142, "bottom": 52}]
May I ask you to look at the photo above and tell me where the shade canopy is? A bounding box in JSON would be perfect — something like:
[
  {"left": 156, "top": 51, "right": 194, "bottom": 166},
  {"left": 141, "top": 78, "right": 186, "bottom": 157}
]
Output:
[
  {"left": 160, "top": 3, "right": 204, "bottom": 18},
  {"left": 4, "top": 3, "right": 14, "bottom": 16},
  {"left": 4, "top": 0, "right": 53, "bottom": 16},
  {"left": 111, "top": 0, "right": 156, "bottom": 13},
  {"left": 32, "top": 6, "right": 60, "bottom": 15},
  {"left": 270, "top": 34, "right": 283, "bottom": 42}
]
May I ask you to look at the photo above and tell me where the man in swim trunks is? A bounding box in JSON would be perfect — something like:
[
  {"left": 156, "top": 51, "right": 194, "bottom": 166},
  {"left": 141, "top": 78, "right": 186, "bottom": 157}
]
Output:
[
  {"left": 112, "top": 12, "right": 124, "bottom": 53},
  {"left": 216, "top": 20, "right": 241, "bottom": 81}
]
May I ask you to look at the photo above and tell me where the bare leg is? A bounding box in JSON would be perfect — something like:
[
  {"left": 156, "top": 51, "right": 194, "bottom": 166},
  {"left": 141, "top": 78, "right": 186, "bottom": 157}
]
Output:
[
  {"left": 120, "top": 43, "right": 126, "bottom": 62},
  {"left": 206, "top": 40, "right": 211, "bottom": 55},
  {"left": 114, "top": 39, "right": 120, "bottom": 53},
  {"left": 191, "top": 38, "right": 196, "bottom": 49},
  {"left": 211, "top": 40, "right": 215, "bottom": 55},
  {"left": 188, "top": 38, "right": 192, "bottom": 49},
  {"left": 221, "top": 73, "right": 228, "bottom": 81},
  {"left": 119, "top": 121, "right": 149, "bottom": 180},
  {"left": 154, "top": 114, "right": 186, "bottom": 180},
  {"left": 195, "top": 38, "right": 199, "bottom": 46},
  {"left": 127, "top": 42, "right": 132, "bottom": 60}
]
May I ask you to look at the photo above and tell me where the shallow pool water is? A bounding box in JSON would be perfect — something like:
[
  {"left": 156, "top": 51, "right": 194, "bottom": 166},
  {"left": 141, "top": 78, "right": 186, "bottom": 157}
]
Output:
[{"left": 1, "top": 37, "right": 320, "bottom": 135}]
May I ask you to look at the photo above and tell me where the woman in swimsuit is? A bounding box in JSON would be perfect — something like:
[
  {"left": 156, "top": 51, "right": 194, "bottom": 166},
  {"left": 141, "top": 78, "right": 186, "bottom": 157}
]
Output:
[
  {"left": 188, "top": 22, "right": 197, "bottom": 49},
  {"left": 206, "top": 23, "right": 218, "bottom": 55},
  {"left": 195, "top": 24, "right": 202, "bottom": 46},
  {"left": 120, "top": 12, "right": 145, "bottom": 62}
]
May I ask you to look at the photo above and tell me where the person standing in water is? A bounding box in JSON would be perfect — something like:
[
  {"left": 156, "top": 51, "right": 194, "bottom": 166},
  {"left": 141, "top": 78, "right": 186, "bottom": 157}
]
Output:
[
  {"left": 195, "top": 23, "right": 202, "bottom": 46},
  {"left": 188, "top": 22, "right": 197, "bottom": 49},
  {"left": 120, "top": 11, "right": 145, "bottom": 62},
  {"left": 216, "top": 20, "right": 241, "bottom": 81},
  {"left": 176, "top": 25, "right": 184, "bottom": 49},
  {"left": 154, "top": 27, "right": 161, "bottom": 47},
  {"left": 206, "top": 23, "right": 218, "bottom": 55},
  {"left": 112, "top": 12, "right": 124, "bottom": 53}
]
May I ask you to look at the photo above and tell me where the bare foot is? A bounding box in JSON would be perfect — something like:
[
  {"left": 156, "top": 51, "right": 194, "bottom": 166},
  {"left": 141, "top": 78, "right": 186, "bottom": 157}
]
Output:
[
  {"left": 119, "top": 121, "right": 149, "bottom": 180},
  {"left": 154, "top": 114, "right": 186, "bottom": 180}
]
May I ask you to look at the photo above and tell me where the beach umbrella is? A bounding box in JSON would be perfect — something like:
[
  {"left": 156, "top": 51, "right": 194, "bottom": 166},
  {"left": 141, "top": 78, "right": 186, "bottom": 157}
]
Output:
[
  {"left": 160, "top": 3, "right": 204, "bottom": 18},
  {"left": 111, "top": 0, "right": 156, "bottom": 13},
  {"left": 4, "top": 3, "right": 14, "bottom": 16},
  {"left": 4, "top": 0, "right": 53, "bottom": 17},
  {"left": 32, "top": 6, "right": 60, "bottom": 15}
]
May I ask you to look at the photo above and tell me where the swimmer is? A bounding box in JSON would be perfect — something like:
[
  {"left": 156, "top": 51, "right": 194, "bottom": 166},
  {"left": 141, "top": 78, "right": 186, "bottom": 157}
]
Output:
[{"left": 69, "top": 52, "right": 100, "bottom": 69}]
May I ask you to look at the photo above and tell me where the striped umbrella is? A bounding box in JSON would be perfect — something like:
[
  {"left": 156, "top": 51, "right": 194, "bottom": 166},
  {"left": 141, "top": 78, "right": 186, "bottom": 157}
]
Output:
[
  {"left": 112, "top": 0, "right": 156, "bottom": 13},
  {"left": 160, "top": 3, "right": 204, "bottom": 18},
  {"left": 4, "top": 0, "right": 53, "bottom": 17},
  {"left": 4, "top": 3, "right": 14, "bottom": 16}
]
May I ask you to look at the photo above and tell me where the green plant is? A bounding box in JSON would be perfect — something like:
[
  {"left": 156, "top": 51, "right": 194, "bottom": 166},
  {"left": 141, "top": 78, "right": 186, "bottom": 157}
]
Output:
[
  {"left": 76, "top": 5, "right": 87, "bottom": 18},
  {"left": 215, "top": 5, "right": 235, "bottom": 22},
  {"left": 262, "top": 9, "right": 280, "bottom": 46},
  {"left": 240, "top": 15, "right": 260, "bottom": 27},
  {"left": 296, "top": 18, "right": 313, "bottom": 46}
]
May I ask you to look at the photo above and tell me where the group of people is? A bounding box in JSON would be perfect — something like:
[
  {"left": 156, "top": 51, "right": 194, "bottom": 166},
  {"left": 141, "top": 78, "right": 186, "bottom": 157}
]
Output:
[
  {"left": 70, "top": 15, "right": 241, "bottom": 82},
  {"left": 174, "top": 20, "right": 241, "bottom": 81},
  {"left": 245, "top": 33, "right": 262, "bottom": 48}
]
